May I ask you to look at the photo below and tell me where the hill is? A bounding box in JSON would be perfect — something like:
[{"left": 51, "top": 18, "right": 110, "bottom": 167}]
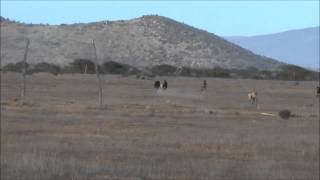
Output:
[
  {"left": 1, "top": 15, "right": 283, "bottom": 70},
  {"left": 225, "top": 27, "right": 319, "bottom": 69}
]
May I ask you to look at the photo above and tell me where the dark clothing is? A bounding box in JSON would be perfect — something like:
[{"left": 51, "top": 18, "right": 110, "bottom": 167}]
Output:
[
  {"left": 162, "top": 80, "right": 168, "bottom": 89},
  {"left": 154, "top": 81, "right": 161, "bottom": 89},
  {"left": 202, "top": 80, "right": 207, "bottom": 91}
]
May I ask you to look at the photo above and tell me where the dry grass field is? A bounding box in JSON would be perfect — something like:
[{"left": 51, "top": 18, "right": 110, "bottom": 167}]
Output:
[{"left": 1, "top": 72, "right": 319, "bottom": 180}]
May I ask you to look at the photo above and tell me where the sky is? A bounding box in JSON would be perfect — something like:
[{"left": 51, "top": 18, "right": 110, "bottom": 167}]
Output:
[{"left": 1, "top": 1, "right": 319, "bottom": 36}]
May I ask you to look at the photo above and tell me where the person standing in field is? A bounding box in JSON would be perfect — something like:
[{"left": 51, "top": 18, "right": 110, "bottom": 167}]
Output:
[
  {"left": 162, "top": 80, "right": 168, "bottom": 90},
  {"left": 201, "top": 80, "right": 207, "bottom": 91},
  {"left": 154, "top": 80, "right": 161, "bottom": 89}
]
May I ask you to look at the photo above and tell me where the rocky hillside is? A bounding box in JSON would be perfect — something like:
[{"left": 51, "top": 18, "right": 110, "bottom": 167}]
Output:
[{"left": 1, "top": 15, "right": 283, "bottom": 70}]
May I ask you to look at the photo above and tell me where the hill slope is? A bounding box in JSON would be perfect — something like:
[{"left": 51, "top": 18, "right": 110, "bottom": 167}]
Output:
[
  {"left": 225, "top": 27, "right": 319, "bottom": 69},
  {"left": 1, "top": 15, "right": 282, "bottom": 70}
]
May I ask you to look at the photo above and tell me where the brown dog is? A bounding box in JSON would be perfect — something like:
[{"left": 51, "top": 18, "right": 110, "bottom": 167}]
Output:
[{"left": 248, "top": 91, "right": 258, "bottom": 105}]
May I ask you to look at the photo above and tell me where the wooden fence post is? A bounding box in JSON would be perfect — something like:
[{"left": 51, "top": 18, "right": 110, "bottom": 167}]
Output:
[
  {"left": 92, "top": 39, "right": 103, "bottom": 108},
  {"left": 20, "top": 39, "right": 30, "bottom": 105},
  {"left": 84, "top": 64, "right": 88, "bottom": 74}
]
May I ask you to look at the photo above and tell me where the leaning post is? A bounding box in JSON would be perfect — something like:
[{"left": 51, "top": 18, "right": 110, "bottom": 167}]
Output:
[{"left": 92, "top": 39, "right": 103, "bottom": 108}]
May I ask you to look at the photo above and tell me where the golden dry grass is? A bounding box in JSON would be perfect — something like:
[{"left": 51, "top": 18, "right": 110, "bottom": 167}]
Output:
[{"left": 1, "top": 72, "right": 319, "bottom": 179}]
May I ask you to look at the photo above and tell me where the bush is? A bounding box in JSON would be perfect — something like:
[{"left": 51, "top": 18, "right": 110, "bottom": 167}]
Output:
[
  {"left": 2, "top": 62, "right": 29, "bottom": 72},
  {"left": 230, "top": 67, "right": 263, "bottom": 79},
  {"left": 179, "top": 67, "right": 193, "bottom": 76},
  {"left": 276, "top": 64, "right": 318, "bottom": 81},
  {"left": 211, "top": 67, "right": 230, "bottom": 77},
  {"left": 148, "top": 65, "right": 231, "bottom": 77},
  {"left": 61, "top": 60, "right": 139, "bottom": 75},
  {"left": 278, "top": 109, "right": 291, "bottom": 119},
  {"left": 101, "top": 61, "right": 140, "bottom": 75},
  {"left": 68, "top": 59, "right": 96, "bottom": 74},
  {"left": 150, "top": 64, "right": 178, "bottom": 76},
  {"left": 260, "top": 70, "right": 273, "bottom": 79},
  {"left": 30, "top": 62, "right": 61, "bottom": 75}
]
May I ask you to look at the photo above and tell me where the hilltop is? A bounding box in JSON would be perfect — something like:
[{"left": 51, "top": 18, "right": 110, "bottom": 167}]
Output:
[{"left": 1, "top": 15, "right": 283, "bottom": 70}]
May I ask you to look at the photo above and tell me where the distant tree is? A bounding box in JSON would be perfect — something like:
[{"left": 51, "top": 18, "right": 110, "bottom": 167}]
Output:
[
  {"left": 260, "top": 70, "right": 273, "bottom": 80},
  {"left": 229, "top": 67, "right": 262, "bottom": 79},
  {"left": 30, "top": 62, "right": 61, "bottom": 75},
  {"left": 69, "top": 59, "right": 96, "bottom": 74},
  {"left": 101, "top": 61, "right": 140, "bottom": 75},
  {"left": 150, "top": 64, "right": 177, "bottom": 76},
  {"left": 276, "top": 64, "right": 317, "bottom": 81},
  {"left": 3, "top": 62, "right": 29, "bottom": 72},
  {"left": 211, "top": 67, "right": 230, "bottom": 77},
  {"left": 180, "top": 67, "right": 193, "bottom": 76}
]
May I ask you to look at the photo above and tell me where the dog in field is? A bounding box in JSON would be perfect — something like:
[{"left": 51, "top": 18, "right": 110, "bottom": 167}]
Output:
[{"left": 248, "top": 91, "right": 258, "bottom": 105}]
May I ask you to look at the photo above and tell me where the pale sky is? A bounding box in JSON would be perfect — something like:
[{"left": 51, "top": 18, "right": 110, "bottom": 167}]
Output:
[{"left": 1, "top": 1, "right": 319, "bottom": 36}]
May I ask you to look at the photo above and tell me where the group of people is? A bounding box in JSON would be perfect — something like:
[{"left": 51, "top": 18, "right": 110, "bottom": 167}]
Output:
[
  {"left": 152, "top": 79, "right": 261, "bottom": 107},
  {"left": 154, "top": 80, "right": 207, "bottom": 91},
  {"left": 152, "top": 79, "right": 319, "bottom": 110},
  {"left": 154, "top": 80, "right": 168, "bottom": 90}
]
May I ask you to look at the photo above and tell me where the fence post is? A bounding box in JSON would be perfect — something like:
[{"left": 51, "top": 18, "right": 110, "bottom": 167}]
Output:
[
  {"left": 92, "top": 39, "right": 103, "bottom": 108},
  {"left": 20, "top": 39, "right": 30, "bottom": 105},
  {"left": 84, "top": 64, "right": 88, "bottom": 74}
]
